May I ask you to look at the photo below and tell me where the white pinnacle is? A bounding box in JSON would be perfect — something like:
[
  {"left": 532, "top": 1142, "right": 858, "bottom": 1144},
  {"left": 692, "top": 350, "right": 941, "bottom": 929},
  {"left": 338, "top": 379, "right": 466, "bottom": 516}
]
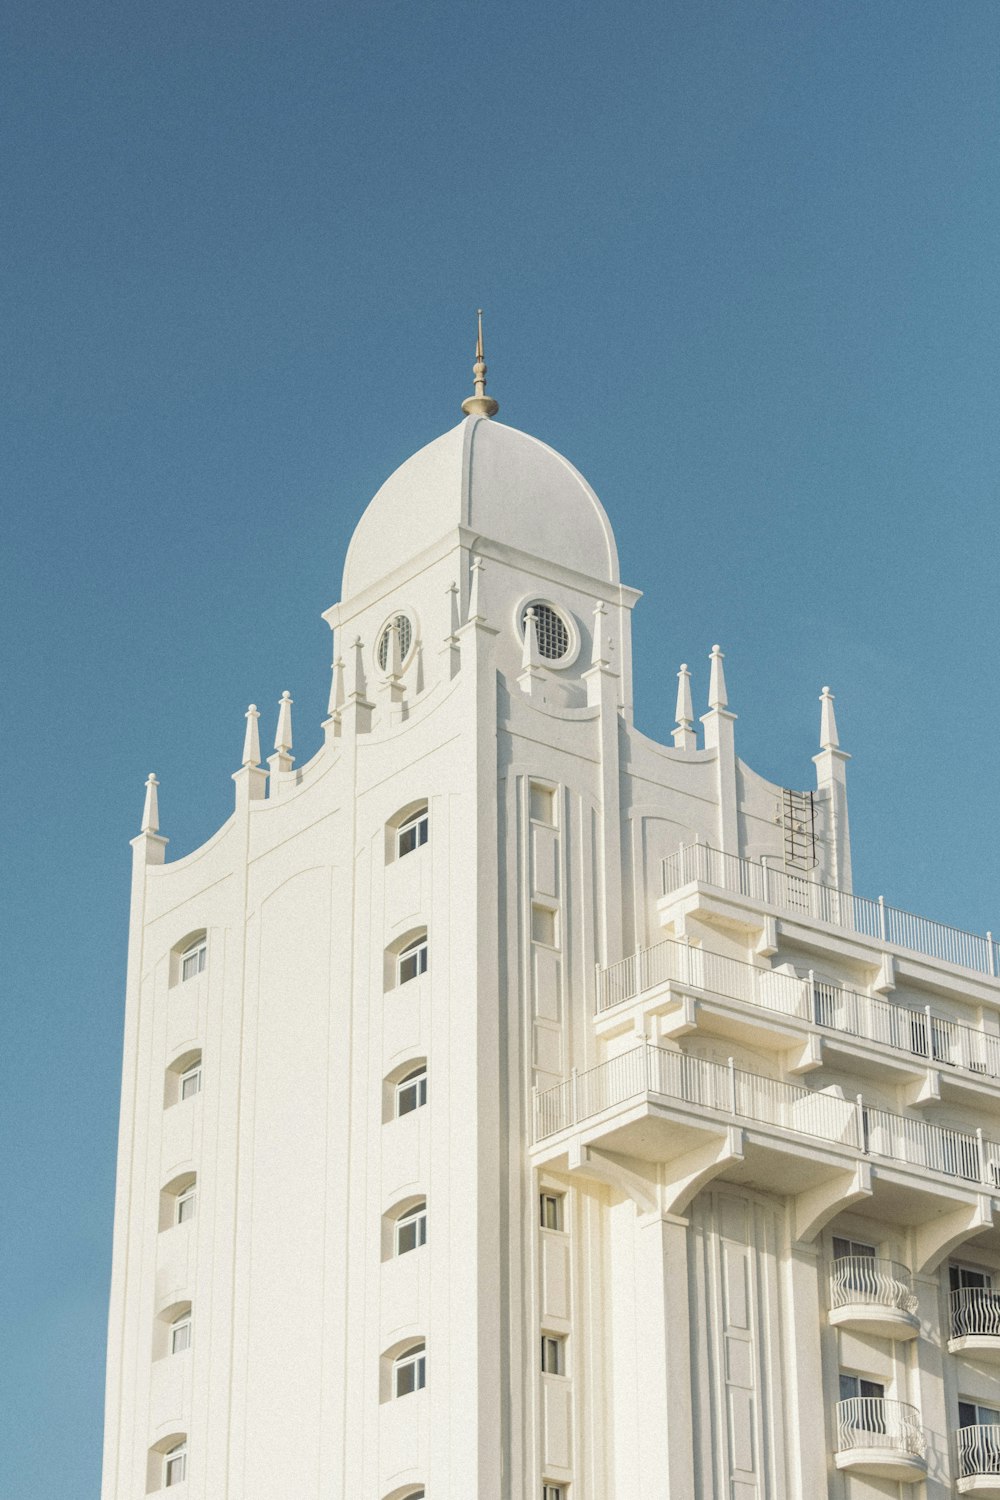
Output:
[
  {"left": 140, "top": 773, "right": 160, "bottom": 834},
  {"left": 274, "top": 691, "right": 293, "bottom": 755},
  {"left": 674, "top": 664, "right": 694, "bottom": 731},
  {"left": 591, "top": 600, "right": 609, "bottom": 667},
  {"left": 328, "top": 657, "right": 346, "bottom": 717},
  {"left": 708, "top": 644, "right": 728, "bottom": 710},
  {"left": 242, "top": 704, "right": 262, "bottom": 768},
  {"left": 522, "top": 607, "right": 541, "bottom": 671},
  {"left": 819, "top": 685, "right": 840, "bottom": 750},
  {"left": 467, "top": 556, "right": 485, "bottom": 623}
]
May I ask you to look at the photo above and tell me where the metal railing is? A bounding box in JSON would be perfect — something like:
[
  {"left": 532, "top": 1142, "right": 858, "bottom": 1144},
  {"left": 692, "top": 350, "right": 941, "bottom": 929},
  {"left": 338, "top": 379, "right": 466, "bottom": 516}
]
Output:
[
  {"left": 533, "top": 1042, "right": 1000, "bottom": 1191},
  {"left": 959, "top": 1424, "right": 1000, "bottom": 1478},
  {"left": 830, "top": 1256, "right": 918, "bottom": 1317},
  {"left": 661, "top": 843, "right": 1000, "bottom": 978},
  {"left": 596, "top": 934, "right": 1000, "bottom": 1081},
  {"left": 836, "top": 1397, "right": 925, "bottom": 1461},
  {"left": 950, "top": 1287, "right": 1000, "bottom": 1340}
]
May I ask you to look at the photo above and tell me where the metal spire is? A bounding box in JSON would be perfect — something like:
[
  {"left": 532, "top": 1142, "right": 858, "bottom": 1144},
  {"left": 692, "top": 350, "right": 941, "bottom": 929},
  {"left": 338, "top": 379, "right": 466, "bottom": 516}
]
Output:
[{"left": 461, "top": 309, "right": 500, "bottom": 418}]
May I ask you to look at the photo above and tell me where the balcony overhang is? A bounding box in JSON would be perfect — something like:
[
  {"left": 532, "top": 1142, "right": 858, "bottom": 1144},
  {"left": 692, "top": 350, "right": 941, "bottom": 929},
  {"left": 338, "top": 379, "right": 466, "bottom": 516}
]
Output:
[
  {"left": 958, "top": 1477, "right": 1000, "bottom": 1497},
  {"left": 949, "top": 1335, "right": 1000, "bottom": 1365},
  {"left": 835, "top": 1448, "right": 927, "bottom": 1483},
  {"left": 828, "top": 1303, "right": 919, "bottom": 1342}
]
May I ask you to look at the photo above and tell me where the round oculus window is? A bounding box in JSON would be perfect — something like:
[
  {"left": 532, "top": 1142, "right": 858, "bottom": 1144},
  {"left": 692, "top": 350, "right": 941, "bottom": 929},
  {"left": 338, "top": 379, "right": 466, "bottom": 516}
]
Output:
[
  {"left": 522, "top": 601, "right": 570, "bottom": 661},
  {"left": 377, "top": 614, "right": 413, "bottom": 671}
]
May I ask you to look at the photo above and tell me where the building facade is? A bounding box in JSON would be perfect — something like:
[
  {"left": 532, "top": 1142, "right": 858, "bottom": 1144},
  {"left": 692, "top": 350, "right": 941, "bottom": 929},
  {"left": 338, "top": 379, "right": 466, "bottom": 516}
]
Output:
[{"left": 103, "top": 349, "right": 1000, "bottom": 1499}]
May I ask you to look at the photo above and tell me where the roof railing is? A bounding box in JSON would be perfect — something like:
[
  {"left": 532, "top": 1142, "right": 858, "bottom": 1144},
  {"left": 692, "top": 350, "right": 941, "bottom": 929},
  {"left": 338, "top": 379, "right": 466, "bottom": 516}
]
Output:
[{"left": 661, "top": 843, "right": 999, "bottom": 978}]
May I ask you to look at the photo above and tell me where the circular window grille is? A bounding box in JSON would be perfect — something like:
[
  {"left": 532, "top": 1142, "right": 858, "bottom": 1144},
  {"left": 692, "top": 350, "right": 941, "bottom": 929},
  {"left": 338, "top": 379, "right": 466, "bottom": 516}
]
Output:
[
  {"left": 522, "top": 602, "right": 569, "bottom": 661},
  {"left": 377, "top": 614, "right": 413, "bottom": 671}
]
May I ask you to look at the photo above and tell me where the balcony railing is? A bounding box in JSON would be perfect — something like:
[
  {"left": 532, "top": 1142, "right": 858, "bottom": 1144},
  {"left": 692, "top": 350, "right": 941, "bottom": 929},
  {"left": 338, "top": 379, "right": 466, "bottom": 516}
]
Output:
[
  {"left": 597, "top": 934, "right": 1000, "bottom": 1081},
  {"left": 951, "top": 1287, "right": 1000, "bottom": 1340},
  {"left": 830, "top": 1256, "right": 918, "bottom": 1317},
  {"left": 661, "top": 843, "right": 1000, "bottom": 978},
  {"left": 836, "top": 1397, "right": 925, "bottom": 1461},
  {"left": 533, "top": 1041, "right": 1000, "bottom": 1190},
  {"left": 959, "top": 1424, "right": 1000, "bottom": 1478}
]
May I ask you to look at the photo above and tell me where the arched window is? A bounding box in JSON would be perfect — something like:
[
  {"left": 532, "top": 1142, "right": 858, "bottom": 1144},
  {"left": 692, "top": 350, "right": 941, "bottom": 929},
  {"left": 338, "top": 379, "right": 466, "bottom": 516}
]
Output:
[
  {"left": 395, "top": 1202, "right": 427, "bottom": 1256},
  {"left": 170, "top": 1306, "right": 192, "bottom": 1354},
  {"left": 397, "top": 805, "right": 429, "bottom": 858},
  {"left": 398, "top": 934, "right": 428, "bottom": 986},
  {"left": 396, "top": 1065, "right": 427, "bottom": 1117},
  {"left": 164, "top": 1050, "right": 202, "bottom": 1109},
  {"left": 393, "top": 1342, "right": 426, "bottom": 1397},
  {"left": 159, "top": 1172, "right": 197, "bottom": 1232},
  {"left": 181, "top": 938, "right": 206, "bottom": 982},
  {"left": 164, "top": 1439, "right": 187, "bottom": 1486}
]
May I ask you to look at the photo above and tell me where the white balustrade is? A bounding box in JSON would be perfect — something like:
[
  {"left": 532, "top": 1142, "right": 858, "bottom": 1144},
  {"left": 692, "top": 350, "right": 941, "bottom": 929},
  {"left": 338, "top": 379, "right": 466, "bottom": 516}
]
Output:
[
  {"left": 661, "top": 843, "right": 1000, "bottom": 977},
  {"left": 950, "top": 1287, "right": 1000, "bottom": 1340},
  {"left": 835, "top": 1397, "right": 925, "bottom": 1460},
  {"left": 959, "top": 1424, "right": 1000, "bottom": 1478},
  {"left": 597, "top": 934, "right": 1000, "bottom": 1084},
  {"left": 830, "top": 1256, "right": 918, "bottom": 1316}
]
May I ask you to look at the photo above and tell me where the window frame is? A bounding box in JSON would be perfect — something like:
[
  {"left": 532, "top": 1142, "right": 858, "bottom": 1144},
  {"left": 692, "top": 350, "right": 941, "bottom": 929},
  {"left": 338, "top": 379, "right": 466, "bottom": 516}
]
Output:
[
  {"left": 393, "top": 1342, "right": 426, "bottom": 1398},
  {"left": 543, "top": 1486, "right": 566, "bottom": 1500},
  {"left": 395, "top": 1203, "right": 428, "bottom": 1257},
  {"left": 396, "top": 1065, "right": 428, "bottom": 1117},
  {"left": 540, "top": 1192, "right": 565, "bottom": 1232},
  {"left": 164, "top": 1440, "right": 187, "bottom": 1487},
  {"left": 179, "top": 1059, "right": 202, "bottom": 1101},
  {"left": 181, "top": 940, "right": 206, "bottom": 983},
  {"left": 541, "top": 1333, "right": 566, "bottom": 1376},
  {"left": 397, "top": 807, "right": 429, "bottom": 859},
  {"left": 529, "top": 782, "right": 557, "bottom": 826},
  {"left": 170, "top": 1309, "right": 192, "bottom": 1355},
  {"left": 176, "top": 1185, "right": 196, "bottom": 1226},
  {"left": 398, "top": 935, "right": 429, "bottom": 986}
]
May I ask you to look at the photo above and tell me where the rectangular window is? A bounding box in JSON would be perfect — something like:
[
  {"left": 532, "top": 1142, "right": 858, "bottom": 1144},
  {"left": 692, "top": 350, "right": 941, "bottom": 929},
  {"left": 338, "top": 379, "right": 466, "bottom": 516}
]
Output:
[
  {"left": 165, "top": 1451, "right": 186, "bottom": 1486},
  {"left": 171, "top": 1319, "right": 192, "bottom": 1355},
  {"left": 531, "top": 904, "right": 557, "bottom": 947},
  {"left": 395, "top": 1349, "right": 426, "bottom": 1397},
  {"left": 541, "top": 1335, "right": 565, "bottom": 1376},
  {"left": 180, "top": 1064, "right": 202, "bottom": 1100},
  {"left": 540, "top": 1192, "right": 565, "bottom": 1232},
  {"left": 951, "top": 1264, "right": 993, "bottom": 1292},
  {"left": 396, "top": 1208, "right": 427, "bottom": 1256},
  {"left": 396, "top": 1068, "right": 427, "bottom": 1116},
  {"left": 543, "top": 1487, "right": 565, "bottom": 1500},
  {"left": 399, "top": 940, "right": 428, "bottom": 985},
  {"left": 182, "top": 944, "right": 206, "bottom": 982},
  {"left": 398, "top": 810, "right": 429, "bottom": 858},
  {"left": 177, "top": 1190, "right": 196, "bottom": 1225},
  {"left": 530, "top": 783, "right": 556, "bottom": 825},
  {"left": 832, "top": 1237, "right": 876, "bottom": 1260}
]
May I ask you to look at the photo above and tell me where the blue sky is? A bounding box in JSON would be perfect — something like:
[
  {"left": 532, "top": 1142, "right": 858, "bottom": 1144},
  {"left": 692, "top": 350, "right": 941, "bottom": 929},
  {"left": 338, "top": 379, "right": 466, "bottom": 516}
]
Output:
[{"left": 3, "top": 2, "right": 999, "bottom": 1493}]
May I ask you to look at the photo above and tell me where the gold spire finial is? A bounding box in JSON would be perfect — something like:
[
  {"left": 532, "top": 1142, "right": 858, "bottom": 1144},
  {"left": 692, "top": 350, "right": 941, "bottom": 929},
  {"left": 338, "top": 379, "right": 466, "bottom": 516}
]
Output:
[{"left": 462, "top": 308, "right": 499, "bottom": 418}]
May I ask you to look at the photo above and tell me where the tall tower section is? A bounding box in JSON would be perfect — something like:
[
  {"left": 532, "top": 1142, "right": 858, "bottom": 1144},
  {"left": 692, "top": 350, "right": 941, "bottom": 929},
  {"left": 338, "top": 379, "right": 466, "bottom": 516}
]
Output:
[{"left": 104, "top": 337, "right": 1000, "bottom": 1500}]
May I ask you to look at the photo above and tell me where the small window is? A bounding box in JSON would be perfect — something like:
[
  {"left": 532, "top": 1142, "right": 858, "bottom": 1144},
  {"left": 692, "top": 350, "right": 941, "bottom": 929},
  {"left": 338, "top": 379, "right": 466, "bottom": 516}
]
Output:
[
  {"left": 396, "top": 1203, "right": 427, "bottom": 1256},
  {"left": 171, "top": 1309, "right": 192, "bottom": 1355},
  {"left": 399, "top": 935, "right": 428, "bottom": 986},
  {"left": 164, "top": 1440, "right": 187, "bottom": 1487},
  {"left": 176, "top": 1185, "right": 196, "bottom": 1226},
  {"left": 180, "top": 1060, "right": 202, "bottom": 1101},
  {"left": 960, "top": 1400, "right": 1000, "bottom": 1427},
  {"left": 394, "top": 1343, "right": 426, "bottom": 1397},
  {"left": 531, "top": 904, "right": 557, "bottom": 947},
  {"left": 543, "top": 1486, "right": 566, "bottom": 1500},
  {"left": 522, "top": 601, "right": 570, "bottom": 661},
  {"left": 832, "top": 1237, "right": 876, "bottom": 1261},
  {"left": 530, "top": 783, "right": 556, "bottom": 826},
  {"left": 839, "top": 1372, "right": 884, "bottom": 1402},
  {"left": 377, "top": 614, "right": 414, "bottom": 671},
  {"left": 540, "top": 1192, "right": 565, "bottom": 1232},
  {"left": 951, "top": 1263, "right": 993, "bottom": 1292},
  {"left": 541, "top": 1334, "right": 566, "bottom": 1376},
  {"left": 398, "top": 807, "right": 429, "bottom": 858},
  {"left": 397, "top": 1066, "right": 427, "bottom": 1117},
  {"left": 181, "top": 940, "right": 206, "bottom": 982}
]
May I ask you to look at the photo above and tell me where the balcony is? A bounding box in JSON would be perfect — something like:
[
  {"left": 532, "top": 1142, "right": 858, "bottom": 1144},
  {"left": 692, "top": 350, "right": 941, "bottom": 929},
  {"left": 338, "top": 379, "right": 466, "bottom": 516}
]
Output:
[
  {"left": 958, "top": 1425, "right": 1000, "bottom": 1495},
  {"left": 828, "top": 1256, "right": 919, "bottom": 1341},
  {"left": 661, "top": 843, "right": 1000, "bottom": 979},
  {"left": 597, "top": 935, "right": 1000, "bottom": 1087},
  {"left": 949, "top": 1288, "right": 1000, "bottom": 1363},
  {"left": 834, "top": 1398, "right": 927, "bottom": 1482},
  {"left": 533, "top": 1041, "right": 1000, "bottom": 1200}
]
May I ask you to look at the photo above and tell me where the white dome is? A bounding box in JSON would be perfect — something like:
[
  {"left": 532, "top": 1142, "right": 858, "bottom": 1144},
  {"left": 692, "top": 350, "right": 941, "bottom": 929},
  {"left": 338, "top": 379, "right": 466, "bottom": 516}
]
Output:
[{"left": 342, "top": 415, "right": 619, "bottom": 600}]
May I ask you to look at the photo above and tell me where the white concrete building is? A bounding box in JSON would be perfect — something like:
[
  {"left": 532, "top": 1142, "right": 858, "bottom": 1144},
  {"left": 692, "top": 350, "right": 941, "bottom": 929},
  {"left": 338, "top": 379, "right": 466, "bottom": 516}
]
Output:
[{"left": 103, "top": 332, "right": 1000, "bottom": 1500}]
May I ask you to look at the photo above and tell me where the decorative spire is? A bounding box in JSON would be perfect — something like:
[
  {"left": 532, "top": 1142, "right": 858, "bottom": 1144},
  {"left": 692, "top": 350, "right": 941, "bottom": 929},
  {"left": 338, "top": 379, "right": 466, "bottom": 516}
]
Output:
[
  {"left": 386, "top": 619, "right": 403, "bottom": 680},
  {"left": 461, "top": 309, "right": 500, "bottom": 419},
  {"left": 591, "top": 600, "right": 610, "bottom": 668},
  {"left": 708, "top": 644, "right": 728, "bottom": 710},
  {"left": 522, "top": 606, "right": 541, "bottom": 671},
  {"left": 140, "top": 773, "right": 160, "bottom": 834},
  {"left": 242, "top": 704, "right": 262, "bottom": 767},
  {"left": 274, "top": 690, "right": 293, "bottom": 756},
  {"left": 467, "top": 555, "right": 486, "bottom": 623},
  {"left": 348, "top": 636, "right": 367, "bottom": 699},
  {"left": 819, "top": 685, "right": 840, "bottom": 750},
  {"left": 671, "top": 663, "right": 697, "bottom": 751},
  {"left": 327, "top": 657, "right": 345, "bottom": 717}
]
